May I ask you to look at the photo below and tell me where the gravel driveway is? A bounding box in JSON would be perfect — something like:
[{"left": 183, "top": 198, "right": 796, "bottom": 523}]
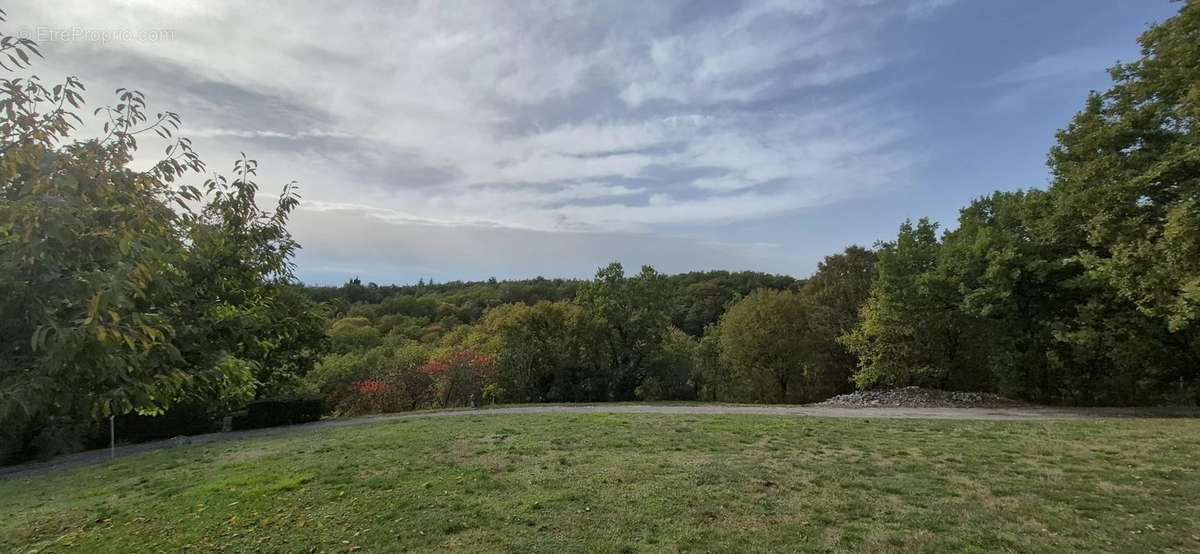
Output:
[{"left": 1, "top": 403, "right": 1188, "bottom": 480}]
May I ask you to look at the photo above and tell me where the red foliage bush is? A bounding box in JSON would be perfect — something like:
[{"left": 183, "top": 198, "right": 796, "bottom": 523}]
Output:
[
  {"left": 419, "top": 351, "right": 496, "bottom": 407},
  {"left": 354, "top": 378, "right": 391, "bottom": 395},
  {"left": 419, "top": 351, "right": 494, "bottom": 377}
]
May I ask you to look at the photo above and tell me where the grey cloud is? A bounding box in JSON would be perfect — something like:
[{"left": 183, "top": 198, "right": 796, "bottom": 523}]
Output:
[
  {"left": 47, "top": 46, "right": 334, "bottom": 134},
  {"left": 290, "top": 206, "right": 796, "bottom": 285},
  {"left": 4, "top": 0, "right": 958, "bottom": 280},
  {"left": 289, "top": 135, "right": 464, "bottom": 191}
]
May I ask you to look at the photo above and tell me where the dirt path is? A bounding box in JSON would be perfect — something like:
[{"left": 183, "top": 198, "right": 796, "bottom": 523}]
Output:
[{"left": 1, "top": 403, "right": 1186, "bottom": 480}]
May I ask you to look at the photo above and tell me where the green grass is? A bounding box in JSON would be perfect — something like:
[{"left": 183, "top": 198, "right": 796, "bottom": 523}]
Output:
[{"left": 3, "top": 414, "right": 1199, "bottom": 553}]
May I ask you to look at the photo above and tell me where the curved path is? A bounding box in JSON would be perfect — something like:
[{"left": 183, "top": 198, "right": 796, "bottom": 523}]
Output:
[{"left": 1, "top": 403, "right": 1186, "bottom": 480}]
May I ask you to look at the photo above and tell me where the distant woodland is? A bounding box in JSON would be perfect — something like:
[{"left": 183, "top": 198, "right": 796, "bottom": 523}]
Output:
[{"left": 3, "top": 5, "right": 1198, "bottom": 463}]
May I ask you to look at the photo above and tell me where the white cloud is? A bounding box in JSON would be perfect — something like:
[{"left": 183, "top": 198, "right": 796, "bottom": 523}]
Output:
[
  {"left": 983, "top": 46, "right": 1127, "bottom": 115},
  {"left": 990, "top": 47, "right": 1120, "bottom": 86},
  {"left": 186, "top": 128, "right": 354, "bottom": 140},
  {"left": 5, "top": 0, "right": 956, "bottom": 279}
]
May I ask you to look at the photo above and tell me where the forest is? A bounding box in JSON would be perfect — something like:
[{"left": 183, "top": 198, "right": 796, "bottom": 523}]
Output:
[{"left": 2, "top": 4, "right": 1199, "bottom": 464}]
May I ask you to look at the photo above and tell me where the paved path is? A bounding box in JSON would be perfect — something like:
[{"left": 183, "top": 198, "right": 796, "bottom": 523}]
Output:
[{"left": 0, "top": 403, "right": 1186, "bottom": 480}]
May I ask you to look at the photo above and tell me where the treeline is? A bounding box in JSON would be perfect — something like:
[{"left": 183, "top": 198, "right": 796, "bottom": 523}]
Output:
[
  {"left": 3, "top": 4, "right": 1199, "bottom": 464},
  {"left": 304, "top": 270, "right": 798, "bottom": 341},
  {"left": 301, "top": 264, "right": 829, "bottom": 411}
]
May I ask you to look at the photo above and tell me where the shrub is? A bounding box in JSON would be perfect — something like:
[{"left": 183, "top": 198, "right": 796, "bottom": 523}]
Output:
[
  {"left": 420, "top": 351, "right": 496, "bottom": 407},
  {"left": 231, "top": 398, "right": 324, "bottom": 430},
  {"left": 107, "top": 404, "right": 221, "bottom": 443},
  {"left": 306, "top": 341, "right": 436, "bottom": 415}
]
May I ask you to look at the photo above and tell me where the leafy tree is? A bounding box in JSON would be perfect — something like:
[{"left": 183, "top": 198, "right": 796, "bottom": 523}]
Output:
[
  {"left": 0, "top": 42, "right": 207, "bottom": 457},
  {"left": 841, "top": 219, "right": 990, "bottom": 391},
  {"left": 691, "top": 325, "right": 732, "bottom": 401},
  {"left": 911, "top": 4, "right": 1200, "bottom": 404},
  {"left": 576, "top": 262, "right": 671, "bottom": 399},
  {"left": 927, "top": 190, "right": 1173, "bottom": 404},
  {"left": 329, "top": 317, "right": 384, "bottom": 352},
  {"left": 798, "top": 246, "right": 877, "bottom": 398},
  {"left": 665, "top": 271, "right": 800, "bottom": 336},
  {"left": 170, "top": 157, "right": 326, "bottom": 398},
  {"left": 250, "top": 284, "right": 328, "bottom": 396},
  {"left": 1049, "top": 3, "right": 1200, "bottom": 333},
  {"left": 466, "top": 301, "right": 609, "bottom": 403},
  {"left": 933, "top": 191, "right": 1069, "bottom": 401},
  {"left": 637, "top": 328, "right": 697, "bottom": 400},
  {"left": 1039, "top": 2, "right": 1200, "bottom": 402},
  {"left": 674, "top": 279, "right": 727, "bottom": 337},
  {"left": 0, "top": 14, "right": 323, "bottom": 461},
  {"left": 718, "top": 289, "right": 813, "bottom": 403},
  {"left": 373, "top": 342, "right": 437, "bottom": 411}
]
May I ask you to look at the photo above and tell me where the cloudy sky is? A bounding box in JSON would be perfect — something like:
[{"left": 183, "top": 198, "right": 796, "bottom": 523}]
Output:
[{"left": 8, "top": 0, "right": 1180, "bottom": 284}]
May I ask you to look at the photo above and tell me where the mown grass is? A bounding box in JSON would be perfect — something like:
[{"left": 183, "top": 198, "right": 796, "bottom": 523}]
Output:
[{"left": 3, "top": 414, "right": 1199, "bottom": 553}]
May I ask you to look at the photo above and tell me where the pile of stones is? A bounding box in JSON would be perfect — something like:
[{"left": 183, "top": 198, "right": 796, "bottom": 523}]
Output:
[{"left": 816, "top": 386, "right": 1026, "bottom": 408}]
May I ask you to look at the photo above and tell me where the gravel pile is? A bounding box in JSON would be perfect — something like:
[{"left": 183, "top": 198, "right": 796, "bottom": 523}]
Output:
[{"left": 815, "top": 386, "right": 1026, "bottom": 409}]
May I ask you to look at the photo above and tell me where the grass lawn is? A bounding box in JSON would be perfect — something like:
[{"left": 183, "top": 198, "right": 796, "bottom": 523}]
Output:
[{"left": 3, "top": 414, "right": 1199, "bottom": 553}]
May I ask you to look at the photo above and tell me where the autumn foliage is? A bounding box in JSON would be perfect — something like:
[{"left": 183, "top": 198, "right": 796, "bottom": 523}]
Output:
[{"left": 420, "top": 351, "right": 496, "bottom": 407}]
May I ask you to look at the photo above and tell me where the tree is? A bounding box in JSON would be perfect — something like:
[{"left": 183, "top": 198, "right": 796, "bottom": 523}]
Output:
[
  {"left": 1049, "top": 3, "right": 1200, "bottom": 333},
  {"left": 665, "top": 270, "right": 800, "bottom": 337},
  {"left": 841, "top": 219, "right": 990, "bottom": 391},
  {"left": 0, "top": 43, "right": 208, "bottom": 457},
  {"left": 250, "top": 284, "right": 328, "bottom": 396},
  {"left": 638, "top": 328, "right": 697, "bottom": 400},
  {"left": 691, "top": 325, "right": 731, "bottom": 401},
  {"left": 1041, "top": 2, "right": 1200, "bottom": 402},
  {"left": 171, "top": 156, "right": 327, "bottom": 399},
  {"left": 674, "top": 279, "right": 727, "bottom": 337},
  {"left": 932, "top": 191, "right": 1070, "bottom": 401},
  {"left": 798, "top": 246, "right": 877, "bottom": 398},
  {"left": 718, "top": 289, "right": 813, "bottom": 403},
  {"left": 329, "top": 317, "right": 384, "bottom": 352},
  {"left": 467, "top": 301, "right": 609, "bottom": 403},
  {"left": 0, "top": 14, "right": 323, "bottom": 461},
  {"left": 576, "top": 262, "right": 671, "bottom": 399}
]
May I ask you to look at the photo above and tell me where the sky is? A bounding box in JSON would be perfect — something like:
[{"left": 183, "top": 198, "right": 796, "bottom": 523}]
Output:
[{"left": 7, "top": 0, "right": 1182, "bottom": 284}]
